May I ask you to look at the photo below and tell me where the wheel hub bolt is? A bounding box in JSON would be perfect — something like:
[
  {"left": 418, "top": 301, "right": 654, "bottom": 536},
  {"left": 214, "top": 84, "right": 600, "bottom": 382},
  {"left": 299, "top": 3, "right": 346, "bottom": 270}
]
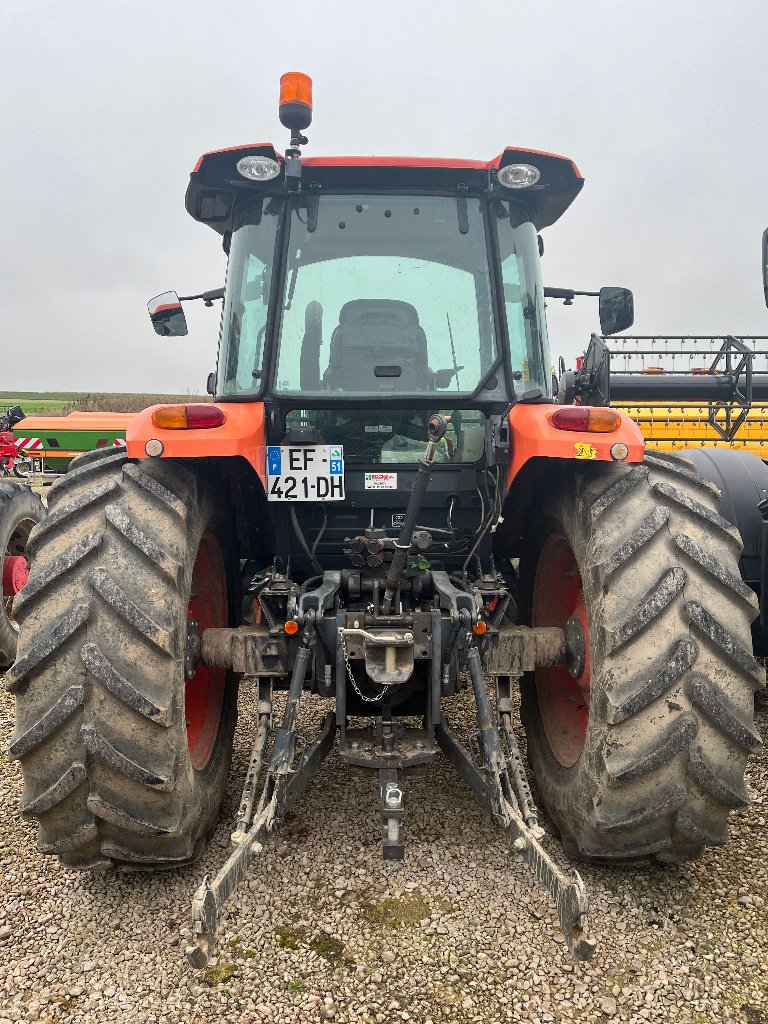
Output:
[{"left": 564, "top": 616, "right": 586, "bottom": 678}]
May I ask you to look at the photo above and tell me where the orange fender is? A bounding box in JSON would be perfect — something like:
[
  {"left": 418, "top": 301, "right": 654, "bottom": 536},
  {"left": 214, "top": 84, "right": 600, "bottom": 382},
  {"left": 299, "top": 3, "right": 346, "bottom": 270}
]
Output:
[
  {"left": 126, "top": 403, "right": 267, "bottom": 485},
  {"left": 506, "top": 404, "right": 645, "bottom": 488}
]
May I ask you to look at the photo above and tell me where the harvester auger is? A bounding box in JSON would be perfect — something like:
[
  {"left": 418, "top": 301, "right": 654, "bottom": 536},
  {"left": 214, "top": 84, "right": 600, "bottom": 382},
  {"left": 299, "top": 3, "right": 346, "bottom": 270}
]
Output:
[{"left": 9, "top": 74, "right": 763, "bottom": 969}]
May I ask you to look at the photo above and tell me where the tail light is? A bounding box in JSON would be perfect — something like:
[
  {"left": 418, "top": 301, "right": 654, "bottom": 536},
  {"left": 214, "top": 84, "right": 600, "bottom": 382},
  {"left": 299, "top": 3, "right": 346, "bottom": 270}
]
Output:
[
  {"left": 151, "top": 405, "right": 226, "bottom": 430},
  {"left": 551, "top": 408, "right": 621, "bottom": 433}
]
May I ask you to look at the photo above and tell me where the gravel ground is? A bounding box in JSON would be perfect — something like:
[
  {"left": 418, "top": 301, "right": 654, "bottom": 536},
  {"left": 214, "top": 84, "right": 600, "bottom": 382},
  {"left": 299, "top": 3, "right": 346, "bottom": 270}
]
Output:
[{"left": 0, "top": 682, "right": 766, "bottom": 1024}]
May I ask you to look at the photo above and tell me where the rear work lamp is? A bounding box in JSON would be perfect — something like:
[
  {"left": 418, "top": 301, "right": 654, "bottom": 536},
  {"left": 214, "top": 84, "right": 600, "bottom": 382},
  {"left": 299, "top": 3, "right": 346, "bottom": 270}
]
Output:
[
  {"left": 497, "top": 163, "right": 541, "bottom": 189},
  {"left": 237, "top": 155, "right": 281, "bottom": 181}
]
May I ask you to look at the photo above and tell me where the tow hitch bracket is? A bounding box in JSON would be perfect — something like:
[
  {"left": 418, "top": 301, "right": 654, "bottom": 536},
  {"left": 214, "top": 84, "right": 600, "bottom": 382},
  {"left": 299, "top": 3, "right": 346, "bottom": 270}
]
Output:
[
  {"left": 186, "top": 610, "right": 595, "bottom": 966},
  {"left": 380, "top": 768, "right": 405, "bottom": 860}
]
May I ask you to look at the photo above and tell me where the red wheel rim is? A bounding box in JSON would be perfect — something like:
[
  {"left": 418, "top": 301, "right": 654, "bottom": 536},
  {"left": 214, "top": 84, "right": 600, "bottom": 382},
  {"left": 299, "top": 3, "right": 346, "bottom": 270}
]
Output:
[
  {"left": 3, "top": 555, "right": 29, "bottom": 596},
  {"left": 185, "top": 533, "right": 227, "bottom": 770},
  {"left": 4, "top": 516, "right": 36, "bottom": 630},
  {"left": 532, "top": 534, "right": 591, "bottom": 768}
]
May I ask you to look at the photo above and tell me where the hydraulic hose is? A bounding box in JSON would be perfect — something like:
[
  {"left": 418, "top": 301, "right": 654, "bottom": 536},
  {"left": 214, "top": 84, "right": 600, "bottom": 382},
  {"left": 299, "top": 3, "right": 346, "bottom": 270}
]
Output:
[{"left": 382, "top": 414, "right": 448, "bottom": 613}]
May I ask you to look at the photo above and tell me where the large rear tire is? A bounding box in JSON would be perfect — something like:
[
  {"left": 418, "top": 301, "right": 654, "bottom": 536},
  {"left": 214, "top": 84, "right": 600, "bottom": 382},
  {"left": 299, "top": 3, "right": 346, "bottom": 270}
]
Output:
[
  {"left": 7, "top": 448, "right": 238, "bottom": 870},
  {"left": 519, "top": 451, "right": 764, "bottom": 862},
  {"left": 0, "top": 482, "right": 45, "bottom": 668}
]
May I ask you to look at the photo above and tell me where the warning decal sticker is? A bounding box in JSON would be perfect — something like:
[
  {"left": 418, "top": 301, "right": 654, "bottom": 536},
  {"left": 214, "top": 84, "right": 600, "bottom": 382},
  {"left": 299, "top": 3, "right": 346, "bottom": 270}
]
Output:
[{"left": 364, "top": 472, "right": 397, "bottom": 490}]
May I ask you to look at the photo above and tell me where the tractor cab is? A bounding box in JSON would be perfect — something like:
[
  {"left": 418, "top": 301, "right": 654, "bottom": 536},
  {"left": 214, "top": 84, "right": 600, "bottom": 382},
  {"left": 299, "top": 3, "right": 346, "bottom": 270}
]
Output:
[
  {"left": 189, "top": 144, "right": 583, "bottom": 416},
  {"left": 192, "top": 161, "right": 577, "bottom": 576},
  {"left": 149, "top": 78, "right": 592, "bottom": 580}
]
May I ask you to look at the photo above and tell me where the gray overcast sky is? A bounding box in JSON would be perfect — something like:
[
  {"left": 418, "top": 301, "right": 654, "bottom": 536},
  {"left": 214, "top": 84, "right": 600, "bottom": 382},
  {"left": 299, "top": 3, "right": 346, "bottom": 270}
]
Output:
[{"left": 2, "top": 0, "right": 766, "bottom": 394}]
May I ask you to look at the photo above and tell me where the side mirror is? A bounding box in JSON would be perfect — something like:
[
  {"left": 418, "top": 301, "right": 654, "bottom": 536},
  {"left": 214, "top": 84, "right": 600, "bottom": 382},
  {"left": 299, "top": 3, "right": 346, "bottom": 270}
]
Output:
[
  {"left": 148, "top": 291, "right": 188, "bottom": 337},
  {"left": 762, "top": 228, "right": 768, "bottom": 307},
  {"left": 599, "top": 287, "right": 634, "bottom": 336}
]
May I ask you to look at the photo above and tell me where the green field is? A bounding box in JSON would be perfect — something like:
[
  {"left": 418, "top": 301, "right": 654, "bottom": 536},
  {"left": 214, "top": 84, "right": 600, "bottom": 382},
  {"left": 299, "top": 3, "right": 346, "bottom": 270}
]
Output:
[
  {"left": 0, "top": 392, "right": 208, "bottom": 415},
  {"left": 0, "top": 393, "right": 83, "bottom": 414}
]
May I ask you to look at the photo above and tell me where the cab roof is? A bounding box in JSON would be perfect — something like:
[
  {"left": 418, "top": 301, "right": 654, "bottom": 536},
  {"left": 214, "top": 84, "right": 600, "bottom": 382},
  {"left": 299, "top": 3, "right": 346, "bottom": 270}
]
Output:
[{"left": 186, "top": 144, "right": 584, "bottom": 235}]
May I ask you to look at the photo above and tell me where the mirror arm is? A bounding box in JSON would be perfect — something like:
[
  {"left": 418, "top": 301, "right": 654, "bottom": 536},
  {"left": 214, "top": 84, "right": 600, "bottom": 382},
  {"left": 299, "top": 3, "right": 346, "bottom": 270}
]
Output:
[
  {"left": 543, "top": 287, "right": 600, "bottom": 306},
  {"left": 178, "top": 287, "right": 226, "bottom": 306}
]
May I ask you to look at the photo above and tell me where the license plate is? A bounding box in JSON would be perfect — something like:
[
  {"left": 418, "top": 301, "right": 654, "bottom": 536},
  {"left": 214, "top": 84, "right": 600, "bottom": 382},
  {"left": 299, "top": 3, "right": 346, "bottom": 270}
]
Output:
[{"left": 266, "top": 445, "right": 344, "bottom": 501}]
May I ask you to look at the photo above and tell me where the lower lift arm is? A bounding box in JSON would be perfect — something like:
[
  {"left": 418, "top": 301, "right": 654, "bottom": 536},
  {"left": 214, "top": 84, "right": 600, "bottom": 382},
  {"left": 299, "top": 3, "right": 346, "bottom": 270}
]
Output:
[
  {"left": 187, "top": 633, "right": 336, "bottom": 967},
  {"left": 436, "top": 643, "right": 595, "bottom": 959}
]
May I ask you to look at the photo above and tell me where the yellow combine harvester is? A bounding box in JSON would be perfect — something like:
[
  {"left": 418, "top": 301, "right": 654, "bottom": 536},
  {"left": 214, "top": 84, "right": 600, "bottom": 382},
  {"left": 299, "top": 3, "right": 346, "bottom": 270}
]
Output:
[
  {"left": 561, "top": 331, "right": 768, "bottom": 654},
  {"left": 609, "top": 233, "right": 768, "bottom": 460},
  {"left": 621, "top": 400, "right": 768, "bottom": 455},
  {"left": 605, "top": 333, "right": 768, "bottom": 454}
]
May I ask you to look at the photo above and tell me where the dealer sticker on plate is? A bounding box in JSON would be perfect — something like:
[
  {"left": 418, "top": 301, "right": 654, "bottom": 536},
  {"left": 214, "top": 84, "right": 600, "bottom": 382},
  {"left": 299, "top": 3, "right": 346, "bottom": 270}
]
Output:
[{"left": 267, "top": 445, "right": 344, "bottom": 501}]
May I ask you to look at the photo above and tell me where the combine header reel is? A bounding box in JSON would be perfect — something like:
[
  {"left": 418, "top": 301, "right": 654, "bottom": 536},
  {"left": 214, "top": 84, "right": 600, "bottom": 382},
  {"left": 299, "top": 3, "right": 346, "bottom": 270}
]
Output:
[{"left": 570, "top": 333, "right": 768, "bottom": 442}]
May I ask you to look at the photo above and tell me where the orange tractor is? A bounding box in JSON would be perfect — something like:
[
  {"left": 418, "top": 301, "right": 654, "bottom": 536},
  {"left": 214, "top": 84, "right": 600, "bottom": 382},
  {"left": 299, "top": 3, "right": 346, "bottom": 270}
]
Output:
[{"left": 9, "top": 74, "right": 762, "bottom": 967}]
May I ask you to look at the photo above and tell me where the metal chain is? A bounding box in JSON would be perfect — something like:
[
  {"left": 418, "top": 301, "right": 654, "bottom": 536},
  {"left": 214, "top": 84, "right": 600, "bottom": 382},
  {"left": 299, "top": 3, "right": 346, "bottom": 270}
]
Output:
[{"left": 339, "top": 628, "right": 388, "bottom": 703}]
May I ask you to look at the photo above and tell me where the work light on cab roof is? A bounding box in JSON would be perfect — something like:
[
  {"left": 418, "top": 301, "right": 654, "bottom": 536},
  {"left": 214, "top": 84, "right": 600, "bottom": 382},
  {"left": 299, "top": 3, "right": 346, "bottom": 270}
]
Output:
[
  {"left": 236, "top": 154, "right": 281, "bottom": 181},
  {"left": 497, "top": 163, "right": 541, "bottom": 189},
  {"left": 236, "top": 73, "right": 313, "bottom": 181}
]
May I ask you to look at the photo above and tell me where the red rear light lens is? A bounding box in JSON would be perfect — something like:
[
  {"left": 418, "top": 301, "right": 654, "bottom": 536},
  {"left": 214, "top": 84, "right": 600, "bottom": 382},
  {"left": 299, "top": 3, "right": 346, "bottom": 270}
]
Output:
[
  {"left": 186, "top": 405, "right": 226, "bottom": 429},
  {"left": 151, "top": 405, "right": 226, "bottom": 430},
  {"left": 552, "top": 408, "right": 589, "bottom": 431},
  {"left": 551, "top": 407, "right": 621, "bottom": 433}
]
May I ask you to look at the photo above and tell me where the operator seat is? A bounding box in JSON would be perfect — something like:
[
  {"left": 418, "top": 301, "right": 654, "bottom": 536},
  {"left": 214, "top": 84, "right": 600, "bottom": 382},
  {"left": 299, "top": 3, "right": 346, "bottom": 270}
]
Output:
[{"left": 323, "top": 299, "right": 430, "bottom": 390}]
